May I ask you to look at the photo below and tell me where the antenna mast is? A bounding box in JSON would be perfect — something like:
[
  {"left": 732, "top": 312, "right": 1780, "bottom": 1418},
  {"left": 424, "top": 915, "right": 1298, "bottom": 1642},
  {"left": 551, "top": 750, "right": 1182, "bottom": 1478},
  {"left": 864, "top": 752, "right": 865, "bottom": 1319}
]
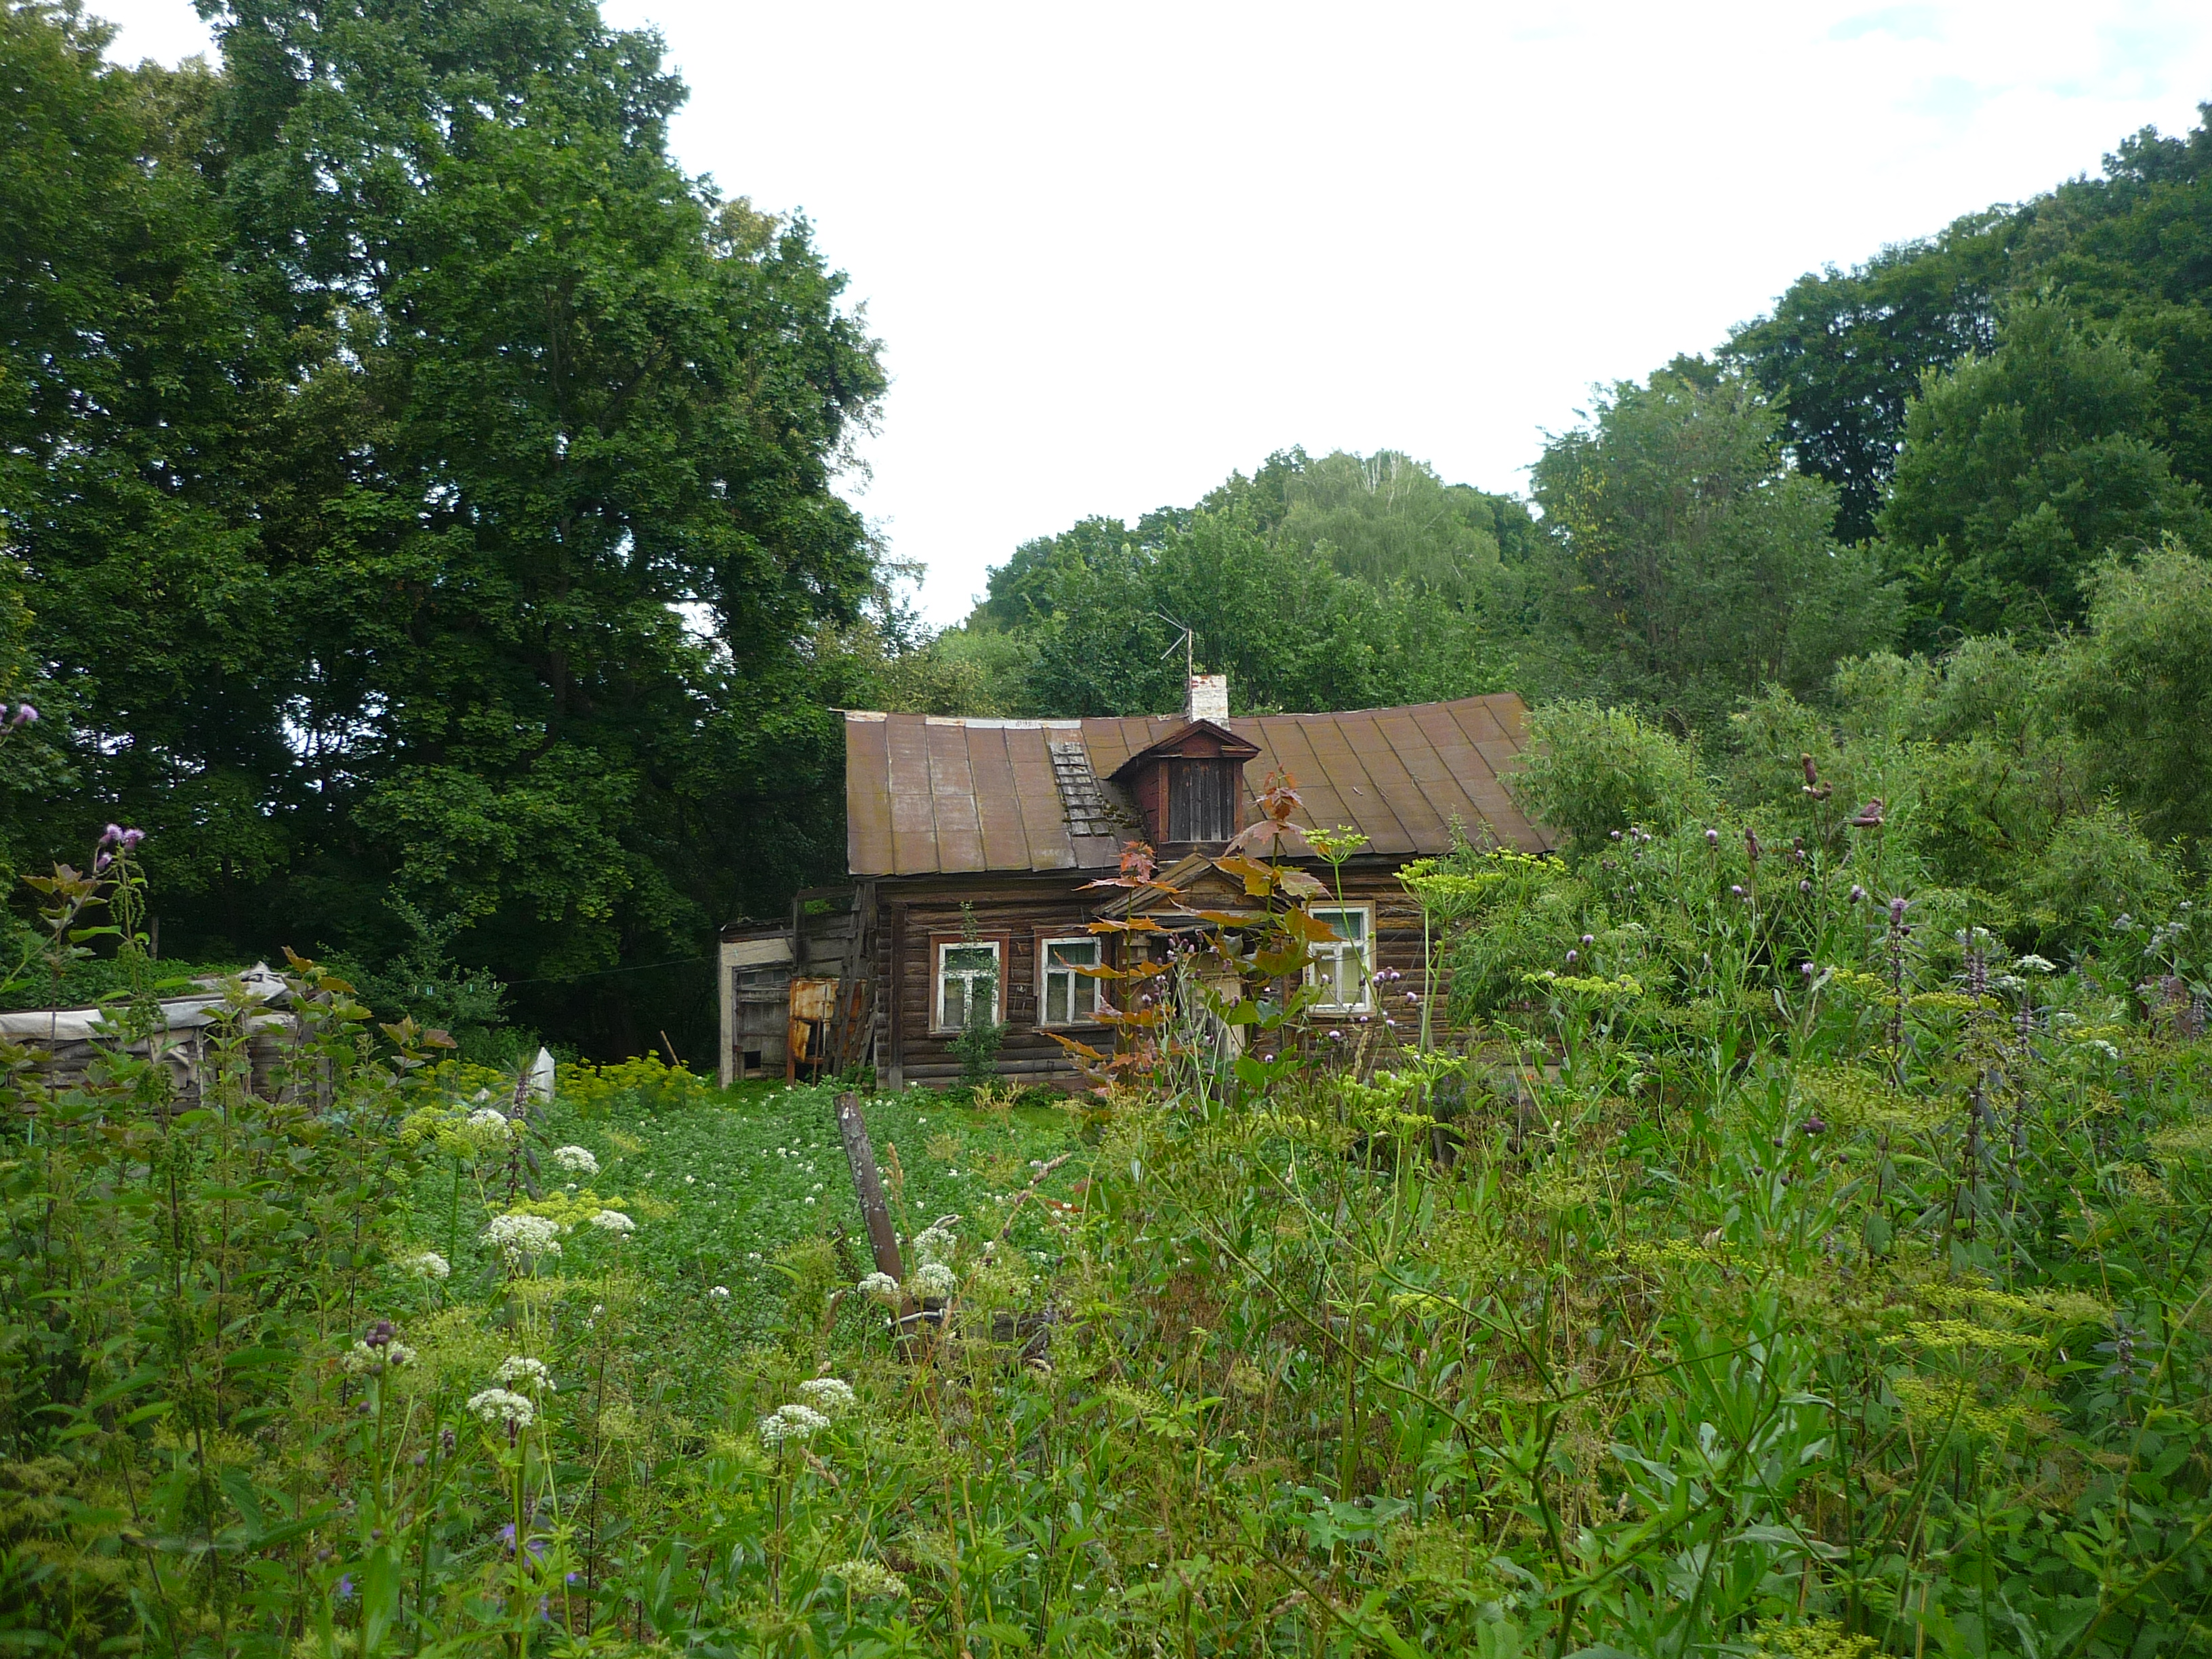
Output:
[{"left": 1155, "top": 611, "right": 1194, "bottom": 681}]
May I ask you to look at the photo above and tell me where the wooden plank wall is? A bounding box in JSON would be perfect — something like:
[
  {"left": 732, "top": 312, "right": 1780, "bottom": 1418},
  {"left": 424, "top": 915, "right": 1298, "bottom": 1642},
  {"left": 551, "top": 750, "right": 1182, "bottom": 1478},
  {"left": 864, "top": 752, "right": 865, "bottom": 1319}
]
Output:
[{"left": 871, "top": 860, "right": 1458, "bottom": 1089}]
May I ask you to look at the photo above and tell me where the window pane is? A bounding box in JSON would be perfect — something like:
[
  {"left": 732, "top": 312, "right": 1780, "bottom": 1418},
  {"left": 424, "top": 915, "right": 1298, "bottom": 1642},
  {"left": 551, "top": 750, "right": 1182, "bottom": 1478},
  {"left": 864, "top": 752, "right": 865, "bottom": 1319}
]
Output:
[
  {"left": 1048, "top": 939, "right": 1098, "bottom": 968},
  {"left": 945, "top": 945, "right": 996, "bottom": 973},
  {"left": 1046, "top": 975, "right": 1069, "bottom": 1025},
  {"left": 941, "top": 976, "right": 966, "bottom": 1030},
  {"left": 1316, "top": 908, "right": 1366, "bottom": 942},
  {"left": 1073, "top": 975, "right": 1097, "bottom": 1019}
]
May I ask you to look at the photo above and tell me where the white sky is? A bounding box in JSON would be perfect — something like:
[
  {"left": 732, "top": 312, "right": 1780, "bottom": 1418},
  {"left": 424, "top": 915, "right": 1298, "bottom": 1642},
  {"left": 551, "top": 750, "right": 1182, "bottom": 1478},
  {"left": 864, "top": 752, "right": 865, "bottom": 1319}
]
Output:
[{"left": 94, "top": 1, "right": 2212, "bottom": 625}]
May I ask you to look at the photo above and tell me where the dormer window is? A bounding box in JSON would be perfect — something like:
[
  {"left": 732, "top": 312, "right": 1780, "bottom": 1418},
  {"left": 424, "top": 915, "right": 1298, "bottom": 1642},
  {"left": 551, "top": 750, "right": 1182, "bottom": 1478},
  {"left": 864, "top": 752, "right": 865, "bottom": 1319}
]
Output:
[
  {"left": 1168, "top": 758, "right": 1239, "bottom": 842},
  {"left": 1107, "top": 718, "right": 1260, "bottom": 848}
]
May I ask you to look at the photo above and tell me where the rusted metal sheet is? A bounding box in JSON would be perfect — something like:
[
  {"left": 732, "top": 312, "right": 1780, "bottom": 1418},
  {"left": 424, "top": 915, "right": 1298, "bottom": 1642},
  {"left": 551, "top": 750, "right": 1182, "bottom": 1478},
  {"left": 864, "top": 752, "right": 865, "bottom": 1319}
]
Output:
[{"left": 843, "top": 693, "right": 1551, "bottom": 877}]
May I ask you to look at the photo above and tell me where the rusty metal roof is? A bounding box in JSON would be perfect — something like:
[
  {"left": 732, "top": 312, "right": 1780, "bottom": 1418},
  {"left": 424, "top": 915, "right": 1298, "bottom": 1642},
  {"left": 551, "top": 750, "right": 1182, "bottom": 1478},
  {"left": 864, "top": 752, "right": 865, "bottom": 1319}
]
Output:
[{"left": 845, "top": 693, "right": 1550, "bottom": 878}]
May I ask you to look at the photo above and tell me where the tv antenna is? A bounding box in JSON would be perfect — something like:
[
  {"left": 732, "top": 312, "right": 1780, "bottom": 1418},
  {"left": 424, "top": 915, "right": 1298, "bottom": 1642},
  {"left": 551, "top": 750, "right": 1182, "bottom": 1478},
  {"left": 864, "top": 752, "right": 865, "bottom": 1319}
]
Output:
[{"left": 1155, "top": 611, "right": 1195, "bottom": 680}]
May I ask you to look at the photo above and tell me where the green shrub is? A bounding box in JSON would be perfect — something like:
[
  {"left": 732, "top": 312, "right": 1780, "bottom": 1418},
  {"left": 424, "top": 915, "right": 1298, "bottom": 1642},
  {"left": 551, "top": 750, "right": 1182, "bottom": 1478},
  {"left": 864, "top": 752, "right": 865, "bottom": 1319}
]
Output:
[{"left": 1510, "top": 700, "right": 1708, "bottom": 859}]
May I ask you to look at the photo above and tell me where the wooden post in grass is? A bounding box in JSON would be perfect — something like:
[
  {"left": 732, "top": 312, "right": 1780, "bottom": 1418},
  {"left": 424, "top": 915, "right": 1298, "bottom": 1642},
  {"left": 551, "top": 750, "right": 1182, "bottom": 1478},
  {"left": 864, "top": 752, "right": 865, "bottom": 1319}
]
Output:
[
  {"left": 836, "top": 1090, "right": 903, "bottom": 1282},
  {"left": 836, "top": 1090, "right": 937, "bottom": 1355}
]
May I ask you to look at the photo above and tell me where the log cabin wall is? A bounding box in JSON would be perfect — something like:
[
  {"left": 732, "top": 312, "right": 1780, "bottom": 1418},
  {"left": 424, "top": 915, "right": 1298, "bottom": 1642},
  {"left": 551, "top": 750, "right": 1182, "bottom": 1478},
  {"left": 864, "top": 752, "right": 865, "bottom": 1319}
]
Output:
[
  {"left": 869, "top": 857, "right": 1454, "bottom": 1090},
  {"left": 872, "top": 872, "right": 1102, "bottom": 1088}
]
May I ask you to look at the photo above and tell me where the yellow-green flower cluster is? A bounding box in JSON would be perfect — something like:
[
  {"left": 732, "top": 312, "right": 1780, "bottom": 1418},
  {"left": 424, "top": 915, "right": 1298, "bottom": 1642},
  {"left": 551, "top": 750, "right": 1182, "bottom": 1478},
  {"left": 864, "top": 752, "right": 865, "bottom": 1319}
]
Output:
[{"left": 558, "top": 1054, "right": 712, "bottom": 1113}]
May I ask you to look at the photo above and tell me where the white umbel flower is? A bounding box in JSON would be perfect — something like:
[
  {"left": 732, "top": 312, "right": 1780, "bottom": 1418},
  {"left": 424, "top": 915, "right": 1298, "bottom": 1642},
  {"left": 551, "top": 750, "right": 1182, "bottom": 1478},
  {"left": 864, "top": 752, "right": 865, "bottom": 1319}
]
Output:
[
  {"left": 857, "top": 1271, "right": 899, "bottom": 1305},
  {"left": 463, "top": 1107, "right": 514, "bottom": 1153},
  {"left": 912, "top": 1262, "right": 957, "bottom": 1301},
  {"left": 403, "top": 1250, "right": 451, "bottom": 1281},
  {"left": 588, "top": 1209, "right": 636, "bottom": 1235},
  {"left": 483, "top": 1213, "right": 562, "bottom": 1265},
  {"left": 496, "top": 1355, "right": 555, "bottom": 1393},
  {"left": 797, "top": 1376, "right": 856, "bottom": 1414},
  {"left": 467, "top": 1387, "right": 535, "bottom": 1429},
  {"left": 911, "top": 1224, "right": 956, "bottom": 1267},
  {"left": 550, "top": 1145, "right": 600, "bottom": 1177},
  {"left": 758, "top": 1403, "right": 830, "bottom": 1447},
  {"left": 827, "top": 1558, "right": 907, "bottom": 1599}
]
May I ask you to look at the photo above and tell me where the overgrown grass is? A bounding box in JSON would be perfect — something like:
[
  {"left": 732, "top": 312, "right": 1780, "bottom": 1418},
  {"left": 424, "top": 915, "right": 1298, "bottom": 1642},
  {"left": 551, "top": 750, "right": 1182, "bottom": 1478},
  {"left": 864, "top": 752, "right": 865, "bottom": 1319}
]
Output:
[
  {"left": 404, "top": 1078, "right": 1082, "bottom": 1391},
  {"left": 5, "top": 825, "right": 2212, "bottom": 1656}
]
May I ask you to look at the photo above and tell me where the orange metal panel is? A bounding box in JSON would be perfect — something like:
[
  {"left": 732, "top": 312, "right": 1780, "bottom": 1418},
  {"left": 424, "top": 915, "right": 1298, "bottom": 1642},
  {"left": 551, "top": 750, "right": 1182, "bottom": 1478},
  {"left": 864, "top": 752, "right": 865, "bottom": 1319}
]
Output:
[
  {"left": 1301, "top": 713, "right": 1414, "bottom": 855},
  {"left": 1078, "top": 718, "right": 1133, "bottom": 777},
  {"left": 1410, "top": 702, "right": 1493, "bottom": 836},
  {"left": 968, "top": 726, "right": 1031, "bottom": 872},
  {"left": 844, "top": 716, "right": 896, "bottom": 876},
  {"left": 925, "top": 721, "right": 987, "bottom": 873},
  {"left": 1254, "top": 716, "right": 1349, "bottom": 832},
  {"left": 884, "top": 714, "right": 941, "bottom": 875},
  {"left": 1347, "top": 709, "right": 1451, "bottom": 851},
  {"left": 1006, "top": 726, "right": 1078, "bottom": 870}
]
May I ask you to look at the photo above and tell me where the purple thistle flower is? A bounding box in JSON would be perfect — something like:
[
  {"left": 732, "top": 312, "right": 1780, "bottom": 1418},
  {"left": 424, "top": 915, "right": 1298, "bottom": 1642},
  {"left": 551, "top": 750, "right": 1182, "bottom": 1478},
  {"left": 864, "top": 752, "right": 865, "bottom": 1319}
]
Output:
[
  {"left": 337, "top": 1574, "right": 354, "bottom": 1600},
  {"left": 1580, "top": 933, "right": 1594, "bottom": 945},
  {"left": 1729, "top": 884, "right": 1744, "bottom": 897},
  {"left": 1564, "top": 949, "right": 1578, "bottom": 964},
  {"left": 1848, "top": 885, "right": 1866, "bottom": 903},
  {"left": 121, "top": 827, "right": 144, "bottom": 849},
  {"left": 1705, "top": 829, "right": 1719, "bottom": 847},
  {"left": 100, "top": 823, "right": 123, "bottom": 847},
  {"left": 1799, "top": 879, "right": 1812, "bottom": 894},
  {"left": 1802, "top": 1116, "right": 1826, "bottom": 1135},
  {"left": 1889, "top": 897, "right": 1909, "bottom": 926},
  {"left": 8, "top": 703, "right": 35, "bottom": 726},
  {"left": 94, "top": 853, "right": 112, "bottom": 873}
]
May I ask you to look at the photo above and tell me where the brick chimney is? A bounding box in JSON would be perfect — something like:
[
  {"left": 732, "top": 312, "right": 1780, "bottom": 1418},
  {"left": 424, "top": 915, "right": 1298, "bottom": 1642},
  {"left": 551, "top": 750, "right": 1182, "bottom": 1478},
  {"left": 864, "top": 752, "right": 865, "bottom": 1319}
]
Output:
[{"left": 1186, "top": 673, "right": 1229, "bottom": 722}]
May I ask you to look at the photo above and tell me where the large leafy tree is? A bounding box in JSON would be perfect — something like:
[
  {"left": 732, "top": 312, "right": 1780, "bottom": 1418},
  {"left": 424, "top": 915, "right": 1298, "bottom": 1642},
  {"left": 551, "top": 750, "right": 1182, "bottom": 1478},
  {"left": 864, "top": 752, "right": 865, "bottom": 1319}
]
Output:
[
  {"left": 4, "top": 0, "right": 884, "bottom": 1053},
  {"left": 1731, "top": 103, "right": 2212, "bottom": 543},
  {"left": 957, "top": 449, "right": 1530, "bottom": 718},
  {"left": 1528, "top": 368, "right": 1898, "bottom": 733},
  {"left": 1880, "top": 298, "right": 2206, "bottom": 643},
  {"left": 2057, "top": 541, "right": 2212, "bottom": 855},
  {"left": 1725, "top": 218, "right": 2012, "bottom": 543}
]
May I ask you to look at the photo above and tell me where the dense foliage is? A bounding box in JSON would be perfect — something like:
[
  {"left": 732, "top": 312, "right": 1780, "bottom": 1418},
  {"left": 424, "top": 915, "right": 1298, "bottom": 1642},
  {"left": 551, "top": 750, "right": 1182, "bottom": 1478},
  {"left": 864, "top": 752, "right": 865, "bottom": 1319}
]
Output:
[
  {"left": 4, "top": 749, "right": 2210, "bottom": 1655},
  {"left": 1726, "top": 105, "right": 2212, "bottom": 599},
  {"left": 0, "top": 0, "right": 884, "bottom": 1056}
]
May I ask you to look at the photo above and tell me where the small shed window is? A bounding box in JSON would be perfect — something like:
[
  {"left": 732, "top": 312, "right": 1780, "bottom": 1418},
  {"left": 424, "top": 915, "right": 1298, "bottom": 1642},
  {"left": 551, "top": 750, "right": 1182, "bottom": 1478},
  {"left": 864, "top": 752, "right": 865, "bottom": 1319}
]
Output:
[
  {"left": 1040, "top": 937, "right": 1101, "bottom": 1026},
  {"left": 1167, "top": 759, "right": 1240, "bottom": 842},
  {"left": 1306, "top": 905, "right": 1372, "bottom": 1011},
  {"left": 937, "top": 941, "right": 1001, "bottom": 1031}
]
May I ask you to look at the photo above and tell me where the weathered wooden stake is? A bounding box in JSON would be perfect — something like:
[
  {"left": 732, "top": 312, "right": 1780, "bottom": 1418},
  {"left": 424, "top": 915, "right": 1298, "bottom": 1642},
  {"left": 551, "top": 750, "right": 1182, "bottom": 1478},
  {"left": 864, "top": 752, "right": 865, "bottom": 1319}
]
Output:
[{"left": 836, "top": 1090, "right": 904, "bottom": 1282}]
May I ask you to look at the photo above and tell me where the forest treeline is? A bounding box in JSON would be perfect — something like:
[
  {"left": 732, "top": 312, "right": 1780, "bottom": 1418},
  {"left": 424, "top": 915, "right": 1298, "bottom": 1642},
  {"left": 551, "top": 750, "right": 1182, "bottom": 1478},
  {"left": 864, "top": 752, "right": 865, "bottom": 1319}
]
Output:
[
  {"left": 907, "top": 106, "right": 2212, "bottom": 737},
  {"left": 885, "top": 105, "right": 2212, "bottom": 951},
  {"left": 1, "top": 0, "right": 2209, "bottom": 1052}
]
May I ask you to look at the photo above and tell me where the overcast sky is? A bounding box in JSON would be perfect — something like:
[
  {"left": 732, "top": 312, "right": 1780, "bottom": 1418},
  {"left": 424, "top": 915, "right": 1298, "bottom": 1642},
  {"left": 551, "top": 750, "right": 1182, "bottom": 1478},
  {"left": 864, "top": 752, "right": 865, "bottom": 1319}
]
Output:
[{"left": 92, "top": 1, "right": 2212, "bottom": 624}]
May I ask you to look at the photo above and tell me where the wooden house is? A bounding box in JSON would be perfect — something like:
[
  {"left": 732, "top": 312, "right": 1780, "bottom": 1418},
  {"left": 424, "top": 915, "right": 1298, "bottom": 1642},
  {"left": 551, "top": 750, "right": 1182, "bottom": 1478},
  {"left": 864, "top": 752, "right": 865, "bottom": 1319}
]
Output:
[{"left": 718, "top": 678, "right": 1552, "bottom": 1089}]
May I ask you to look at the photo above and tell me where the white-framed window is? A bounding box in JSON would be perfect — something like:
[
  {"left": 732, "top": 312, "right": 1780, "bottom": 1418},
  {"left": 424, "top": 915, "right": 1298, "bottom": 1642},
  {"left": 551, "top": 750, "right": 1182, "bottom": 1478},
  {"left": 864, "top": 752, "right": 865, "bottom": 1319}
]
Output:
[
  {"left": 1040, "top": 937, "right": 1101, "bottom": 1026},
  {"left": 1306, "top": 905, "right": 1372, "bottom": 1011},
  {"left": 936, "top": 941, "right": 1001, "bottom": 1032}
]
